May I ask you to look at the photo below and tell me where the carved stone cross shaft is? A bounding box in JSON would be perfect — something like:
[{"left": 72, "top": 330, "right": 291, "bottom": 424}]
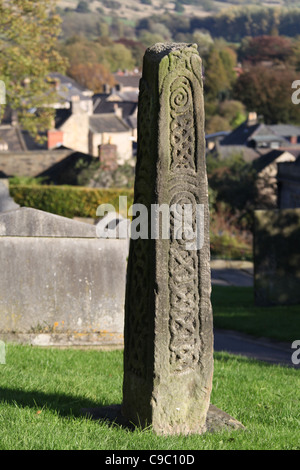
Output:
[{"left": 122, "top": 43, "right": 214, "bottom": 435}]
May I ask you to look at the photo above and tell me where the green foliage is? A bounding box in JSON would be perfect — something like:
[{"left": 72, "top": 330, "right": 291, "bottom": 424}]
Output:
[
  {"left": 61, "top": 36, "right": 135, "bottom": 72},
  {"left": 210, "top": 231, "right": 252, "bottom": 260},
  {"left": 208, "top": 152, "right": 256, "bottom": 211},
  {"left": 205, "top": 153, "right": 255, "bottom": 260},
  {"left": 9, "top": 185, "right": 134, "bottom": 219},
  {"left": 204, "top": 49, "right": 231, "bottom": 100},
  {"left": 74, "top": 159, "right": 136, "bottom": 188},
  {"left": 0, "top": 0, "right": 67, "bottom": 142},
  {"left": 212, "top": 286, "right": 300, "bottom": 342},
  {"left": 190, "top": 6, "right": 300, "bottom": 41},
  {"left": 8, "top": 176, "right": 47, "bottom": 186},
  {"left": 234, "top": 65, "right": 300, "bottom": 124},
  {"left": 0, "top": 342, "right": 299, "bottom": 449}
]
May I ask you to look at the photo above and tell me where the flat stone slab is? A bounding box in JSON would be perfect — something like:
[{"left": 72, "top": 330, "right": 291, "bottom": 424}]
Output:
[
  {"left": 0, "top": 207, "right": 98, "bottom": 238},
  {"left": 80, "top": 404, "right": 245, "bottom": 434}
]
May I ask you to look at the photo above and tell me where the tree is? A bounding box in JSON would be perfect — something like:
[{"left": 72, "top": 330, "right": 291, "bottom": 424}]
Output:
[
  {"left": 239, "top": 35, "right": 293, "bottom": 65},
  {"left": 207, "top": 152, "right": 257, "bottom": 230},
  {"left": 0, "top": 0, "right": 67, "bottom": 141},
  {"left": 234, "top": 65, "right": 300, "bottom": 124},
  {"left": 62, "top": 36, "right": 135, "bottom": 73},
  {"left": 203, "top": 45, "right": 237, "bottom": 101},
  {"left": 67, "top": 63, "right": 115, "bottom": 93}
]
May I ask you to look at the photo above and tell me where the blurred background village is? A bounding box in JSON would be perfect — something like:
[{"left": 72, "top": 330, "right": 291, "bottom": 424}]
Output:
[{"left": 1, "top": 0, "right": 300, "bottom": 261}]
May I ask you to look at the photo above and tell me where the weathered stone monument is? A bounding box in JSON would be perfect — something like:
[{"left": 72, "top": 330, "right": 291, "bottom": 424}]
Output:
[
  {"left": 121, "top": 43, "right": 213, "bottom": 435},
  {"left": 82, "top": 43, "right": 245, "bottom": 435}
]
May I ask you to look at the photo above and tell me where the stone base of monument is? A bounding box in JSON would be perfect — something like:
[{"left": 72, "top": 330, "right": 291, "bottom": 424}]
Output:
[{"left": 80, "top": 404, "right": 245, "bottom": 434}]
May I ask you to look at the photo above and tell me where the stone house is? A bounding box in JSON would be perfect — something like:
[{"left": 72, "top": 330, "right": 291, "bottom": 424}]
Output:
[
  {"left": 253, "top": 149, "right": 298, "bottom": 208},
  {"left": 277, "top": 157, "right": 300, "bottom": 209},
  {"left": 211, "top": 113, "right": 300, "bottom": 208},
  {"left": 0, "top": 73, "right": 138, "bottom": 166},
  {"left": 89, "top": 114, "right": 133, "bottom": 164},
  {"left": 50, "top": 73, "right": 137, "bottom": 163}
]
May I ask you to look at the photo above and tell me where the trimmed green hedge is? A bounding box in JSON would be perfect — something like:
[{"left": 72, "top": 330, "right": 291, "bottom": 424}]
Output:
[
  {"left": 10, "top": 184, "right": 252, "bottom": 260},
  {"left": 10, "top": 185, "right": 134, "bottom": 219}
]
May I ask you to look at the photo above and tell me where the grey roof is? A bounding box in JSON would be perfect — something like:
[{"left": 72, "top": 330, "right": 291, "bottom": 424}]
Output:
[
  {"left": 270, "top": 124, "right": 300, "bottom": 137},
  {"left": 216, "top": 144, "right": 261, "bottom": 163},
  {"left": 252, "top": 150, "right": 288, "bottom": 172},
  {"left": 206, "top": 131, "right": 230, "bottom": 139},
  {"left": 251, "top": 134, "right": 287, "bottom": 143},
  {"left": 49, "top": 72, "right": 93, "bottom": 102},
  {"left": 93, "top": 98, "right": 137, "bottom": 118},
  {"left": 113, "top": 73, "right": 141, "bottom": 89},
  {"left": 107, "top": 90, "right": 139, "bottom": 102},
  {"left": 221, "top": 122, "right": 261, "bottom": 146},
  {"left": 126, "top": 115, "right": 137, "bottom": 130},
  {"left": 89, "top": 114, "right": 130, "bottom": 134},
  {"left": 0, "top": 125, "right": 27, "bottom": 152},
  {"left": 253, "top": 148, "right": 300, "bottom": 173},
  {"left": 220, "top": 121, "right": 294, "bottom": 147}
]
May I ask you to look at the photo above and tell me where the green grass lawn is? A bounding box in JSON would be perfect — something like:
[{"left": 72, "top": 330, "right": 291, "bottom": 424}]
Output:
[
  {"left": 0, "top": 344, "right": 299, "bottom": 450},
  {"left": 212, "top": 286, "right": 300, "bottom": 343}
]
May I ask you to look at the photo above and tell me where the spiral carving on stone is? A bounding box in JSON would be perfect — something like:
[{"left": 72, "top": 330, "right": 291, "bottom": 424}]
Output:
[{"left": 169, "top": 75, "right": 195, "bottom": 172}]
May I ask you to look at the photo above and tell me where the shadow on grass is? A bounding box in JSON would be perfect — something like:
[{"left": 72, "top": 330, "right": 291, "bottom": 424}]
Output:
[
  {"left": 0, "top": 387, "right": 101, "bottom": 417},
  {"left": 0, "top": 387, "right": 136, "bottom": 430}
]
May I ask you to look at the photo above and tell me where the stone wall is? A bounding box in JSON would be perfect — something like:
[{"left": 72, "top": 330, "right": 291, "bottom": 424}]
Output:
[
  {"left": 0, "top": 207, "right": 128, "bottom": 347},
  {"left": 254, "top": 208, "right": 300, "bottom": 306},
  {"left": 0, "top": 149, "right": 72, "bottom": 177}
]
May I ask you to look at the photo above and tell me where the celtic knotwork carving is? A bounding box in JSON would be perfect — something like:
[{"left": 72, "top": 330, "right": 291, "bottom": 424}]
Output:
[
  {"left": 168, "top": 190, "right": 201, "bottom": 374},
  {"left": 124, "top": 78, "right": 152, "bottom": 378},
  {"left": 162, "top": 47, "right": 204, "bottom": 375},
  {"left": 126, "top": 238, "right": 150, "bottom": 377}
]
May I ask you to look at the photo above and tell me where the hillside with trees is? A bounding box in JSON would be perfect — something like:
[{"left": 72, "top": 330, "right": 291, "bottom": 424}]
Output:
[{"left": 56, "top": 0, "right": 300, "bottom": 131}]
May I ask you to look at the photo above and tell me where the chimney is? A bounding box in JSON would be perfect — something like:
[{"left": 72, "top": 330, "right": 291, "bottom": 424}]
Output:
[
  {"left": 103, "top": 84, "right": 111, "bottom": 94},
  {"left": 47, "top": 130, "right": 63, "bottom": 149},
  {"left": 114, "top": 103, "right": 123, "bottom": 119},
  {"left": 290, "top": 135, "right": 297, "bottom": 145},
  {"left": 98, "top": 141, "right": 118, "bottom": 171},
  {"left": 11, "top": 110, "right": 18, "bottom": 127},
  {"left": 71, "top": 95, "right": 81, "bottom": 114},
  {"left": 247, "top": 112, "right": 258, "bottom": 126}
]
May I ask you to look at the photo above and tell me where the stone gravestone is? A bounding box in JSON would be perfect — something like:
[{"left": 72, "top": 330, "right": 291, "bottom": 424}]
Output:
[
  {"left": 254, "top": 208, "right": 300, "bottom": 306},
  {"left": 0, "top": 207, "right": 128, "bottom": 347},
  {"left": 82, "top": 43, "right": 244, "bottom": 435}
]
